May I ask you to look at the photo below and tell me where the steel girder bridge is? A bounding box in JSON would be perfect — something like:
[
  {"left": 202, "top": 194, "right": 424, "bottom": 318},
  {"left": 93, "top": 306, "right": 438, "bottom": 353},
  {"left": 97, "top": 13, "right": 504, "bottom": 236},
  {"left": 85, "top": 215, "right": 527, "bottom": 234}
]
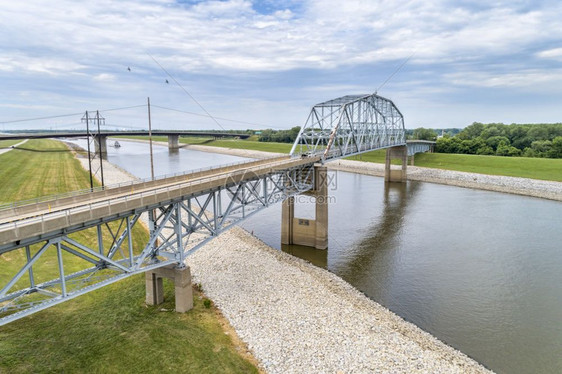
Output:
[{"left": 0, "top": 93, "right": 432, "bottom": 325}]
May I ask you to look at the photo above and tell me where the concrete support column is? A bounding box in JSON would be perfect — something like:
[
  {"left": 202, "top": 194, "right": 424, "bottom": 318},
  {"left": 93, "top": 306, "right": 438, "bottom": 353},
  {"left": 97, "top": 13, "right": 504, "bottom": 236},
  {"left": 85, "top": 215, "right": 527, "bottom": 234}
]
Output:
[
  {"left": 93, "top": 135, "right": 108, "bottom": 158},
  {"left": 168, "top": 135, "right": 180, "bottom": 150},
  {"left": 280, "top": 165, "right": 329, "bottom": 249},
  {"left": 145, "top": 272, "right": 164, "bottom": 305},
  {"left": 281, "top": 196, "right": 295, "bottom": 245},
  {"left": 145, "top": 265, "right": 193, "bottom": 313},
  {"left": 385, "top": 146, "right": 408, "bottom": 183},
  {"left": 314, "top": 165, "right": 328, "bottom": 249},
  {"left": 410, "top": 153, "right": 415, "bottom": 166}
]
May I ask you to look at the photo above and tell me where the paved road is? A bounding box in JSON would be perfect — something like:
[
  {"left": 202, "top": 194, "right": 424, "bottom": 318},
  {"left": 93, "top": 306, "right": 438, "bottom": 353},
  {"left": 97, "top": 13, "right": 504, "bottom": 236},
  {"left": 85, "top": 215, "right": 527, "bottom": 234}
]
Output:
[{"left": 0, "top": 139, "right": 28, "bottom": 155}]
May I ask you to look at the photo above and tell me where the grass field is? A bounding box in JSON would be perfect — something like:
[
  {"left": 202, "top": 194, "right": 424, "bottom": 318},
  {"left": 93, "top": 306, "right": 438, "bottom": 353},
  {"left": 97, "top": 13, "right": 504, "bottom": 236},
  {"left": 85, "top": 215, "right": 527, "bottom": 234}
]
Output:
[
  {"left": 347, "top": 150, "right": 562, "bottom": 182},
  {"left": 329, "top": 149, "right": 562, "bottom": 182},
  {"left": 411, "top": 152, "right": 562, "bottom": 181},
  {"left": 0, "top": 139, "right": 94, "bottom": 204},
  {"left": 0, "top": 139, "right": 259, "bottom": 373}
]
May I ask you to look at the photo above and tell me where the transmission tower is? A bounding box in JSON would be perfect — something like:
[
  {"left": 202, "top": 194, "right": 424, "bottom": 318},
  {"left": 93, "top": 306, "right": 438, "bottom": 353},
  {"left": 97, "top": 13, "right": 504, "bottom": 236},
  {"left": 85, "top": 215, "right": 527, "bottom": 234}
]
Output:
[{"left": 81, "top": 111, "right": 105, "bottom": 189}]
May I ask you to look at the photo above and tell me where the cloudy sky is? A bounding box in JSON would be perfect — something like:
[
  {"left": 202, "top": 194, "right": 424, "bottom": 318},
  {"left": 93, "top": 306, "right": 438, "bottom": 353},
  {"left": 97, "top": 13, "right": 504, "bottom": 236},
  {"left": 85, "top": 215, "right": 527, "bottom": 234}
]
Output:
[{"left": 1, "top": 0, "right": 561, "bottom": 131}]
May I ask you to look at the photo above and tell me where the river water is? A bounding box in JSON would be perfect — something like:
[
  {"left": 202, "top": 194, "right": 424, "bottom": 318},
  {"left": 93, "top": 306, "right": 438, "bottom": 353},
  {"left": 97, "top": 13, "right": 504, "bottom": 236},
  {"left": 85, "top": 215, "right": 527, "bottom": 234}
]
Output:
[{"left": 82, "top": 140, "right": 562, "bottom": 374}]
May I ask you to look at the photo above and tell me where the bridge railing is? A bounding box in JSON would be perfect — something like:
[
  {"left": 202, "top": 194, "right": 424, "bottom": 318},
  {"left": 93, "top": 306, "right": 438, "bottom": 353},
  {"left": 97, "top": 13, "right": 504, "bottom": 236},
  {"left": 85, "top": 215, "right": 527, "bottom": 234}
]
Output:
[
  {"left": 0, "top": 156, "right": 314, "bottom": 250},
  {"left": 0, "top": 155, "right": 286, "bottom": 215}
]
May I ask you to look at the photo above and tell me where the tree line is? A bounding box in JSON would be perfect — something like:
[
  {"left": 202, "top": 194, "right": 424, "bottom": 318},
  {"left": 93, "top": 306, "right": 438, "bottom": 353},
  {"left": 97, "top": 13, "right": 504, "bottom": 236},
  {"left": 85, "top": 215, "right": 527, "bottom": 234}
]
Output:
[
  {"left": 255, "top": 122, "right": 562, "bottom": 158},
  {"left": 432, "top": 123, "right": 562, "bottom": 158},
  {"left": 257, "top": 126, "right": 301, "bottom": 143}
]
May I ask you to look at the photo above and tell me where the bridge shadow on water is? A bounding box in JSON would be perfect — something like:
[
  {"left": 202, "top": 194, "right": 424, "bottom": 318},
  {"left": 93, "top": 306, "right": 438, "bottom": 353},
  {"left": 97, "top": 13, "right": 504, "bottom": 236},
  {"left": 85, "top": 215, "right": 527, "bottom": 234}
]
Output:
[
  {"left": 329, "top": 182, "right": 422, "bottom": 299},
  {"left": 281, "top": 181, "right": 422, "bottom": 293}
]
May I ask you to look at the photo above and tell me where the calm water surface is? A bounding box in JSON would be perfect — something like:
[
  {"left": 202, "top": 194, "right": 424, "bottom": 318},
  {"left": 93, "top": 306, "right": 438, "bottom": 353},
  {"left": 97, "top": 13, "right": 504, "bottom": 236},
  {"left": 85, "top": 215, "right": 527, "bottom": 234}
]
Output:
[{"left": 93, "top": 140, "right": 562, "bottom": 374}]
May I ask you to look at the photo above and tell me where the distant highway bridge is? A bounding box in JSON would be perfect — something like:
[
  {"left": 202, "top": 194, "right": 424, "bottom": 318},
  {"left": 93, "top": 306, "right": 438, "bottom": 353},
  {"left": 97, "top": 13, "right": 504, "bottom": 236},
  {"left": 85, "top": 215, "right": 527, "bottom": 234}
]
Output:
[
  {"left": 0, "top": 93, "right": 434, "bottom": 325},
  {"left": 0, "top": 130, "right": 251, "bottom": 153}
]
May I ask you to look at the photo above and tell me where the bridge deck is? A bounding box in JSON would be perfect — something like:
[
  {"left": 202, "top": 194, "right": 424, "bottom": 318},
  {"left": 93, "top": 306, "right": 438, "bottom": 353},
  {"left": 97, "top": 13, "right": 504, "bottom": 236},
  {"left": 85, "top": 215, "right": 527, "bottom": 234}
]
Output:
[
  {"left": 0, "top": 131, "right": 251, "bottom": 141},
  {"left": 0, "top": 155, "right": 320, "bottom": 250}
]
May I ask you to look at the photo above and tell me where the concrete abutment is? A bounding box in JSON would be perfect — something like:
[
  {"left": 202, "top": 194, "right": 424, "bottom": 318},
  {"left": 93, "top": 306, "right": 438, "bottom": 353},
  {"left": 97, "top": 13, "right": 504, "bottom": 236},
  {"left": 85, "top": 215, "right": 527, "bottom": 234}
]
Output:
[{"left": 145, "top": 265, "right": 193, "bottom": 313}]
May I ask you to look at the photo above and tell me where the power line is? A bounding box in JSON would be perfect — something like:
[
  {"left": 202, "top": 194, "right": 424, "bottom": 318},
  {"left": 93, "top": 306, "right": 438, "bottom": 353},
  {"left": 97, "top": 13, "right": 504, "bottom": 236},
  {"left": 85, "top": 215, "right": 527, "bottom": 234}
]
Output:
[
  {"left": 375, "top": 51, "right": 416, "bottom": 94},
  {"left": 0, "top": 112, "right": 83, "bottom": 125},
  {"left": 146, "top": 52, "right": 227, "bottom": 131},
  {"left": 151, "top": 104, "right": 280, "bottom": 129},
  {"left": 99, "top": 104, "right": 147, "bottom": 113},
  {"left": 0, "top": 104, "right": 146, "bottom": 125}
]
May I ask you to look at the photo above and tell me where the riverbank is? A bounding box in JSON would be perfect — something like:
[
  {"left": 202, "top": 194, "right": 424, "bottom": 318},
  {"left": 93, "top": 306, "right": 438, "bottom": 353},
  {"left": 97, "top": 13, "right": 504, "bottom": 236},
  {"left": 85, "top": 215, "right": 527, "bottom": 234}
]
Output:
[
  {"left": 119, "top": 139, "right": 561, "bottom": 201},
  {"left": 96, "top": 141, "right": 491, "bottom": 373},
  {"left": 330, "top": 159, "right": 562, "bottom": 201}
]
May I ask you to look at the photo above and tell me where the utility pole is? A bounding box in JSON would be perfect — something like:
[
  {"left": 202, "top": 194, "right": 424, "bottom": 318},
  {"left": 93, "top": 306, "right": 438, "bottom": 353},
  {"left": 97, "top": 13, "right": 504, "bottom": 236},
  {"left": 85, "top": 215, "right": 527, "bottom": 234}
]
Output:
[
  {"left": 148, "top": 97, "right": 155, "bottom": 180},
  {"left": 96, "top": 110, "right": 105, "bottom": 188},
  {"left": 84, "top": 111, "right": 94, "bottom": 190},
  {"left": 81, "top": 111, "right": 106, "bottom": 190}
]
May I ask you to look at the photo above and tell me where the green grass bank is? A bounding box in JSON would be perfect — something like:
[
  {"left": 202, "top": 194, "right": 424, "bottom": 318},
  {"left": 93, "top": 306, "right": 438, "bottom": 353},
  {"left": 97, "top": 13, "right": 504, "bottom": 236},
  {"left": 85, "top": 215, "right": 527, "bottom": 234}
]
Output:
[
  {"left": 347, "top": 150, "right": 562, "bottom": 181},
  {"left": 0, "top": 139, "right": 259, "bottom": 373}
]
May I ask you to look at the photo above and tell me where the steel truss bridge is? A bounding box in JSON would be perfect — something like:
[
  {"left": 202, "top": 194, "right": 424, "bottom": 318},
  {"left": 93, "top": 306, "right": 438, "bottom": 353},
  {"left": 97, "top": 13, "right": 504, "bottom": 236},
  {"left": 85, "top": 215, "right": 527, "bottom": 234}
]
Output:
[
  {"left": 290, "top": 94, "right": 405, "bottom": 159},
  {"left": 0, "top": 93, "right": 433, "bottom": 325}
]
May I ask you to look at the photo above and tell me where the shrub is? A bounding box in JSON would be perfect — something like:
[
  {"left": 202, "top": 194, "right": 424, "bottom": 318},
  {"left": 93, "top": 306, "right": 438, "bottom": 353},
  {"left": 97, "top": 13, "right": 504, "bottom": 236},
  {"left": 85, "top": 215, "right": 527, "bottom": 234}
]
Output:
[{"left": 203, "top": 298, "right": 212, "bottom": 308}]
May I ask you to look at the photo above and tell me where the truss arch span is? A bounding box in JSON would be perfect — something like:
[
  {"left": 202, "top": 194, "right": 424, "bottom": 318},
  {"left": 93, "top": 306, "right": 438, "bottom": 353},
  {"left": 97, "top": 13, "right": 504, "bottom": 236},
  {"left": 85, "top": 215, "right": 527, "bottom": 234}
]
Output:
[{"left": 290, "top": 93, "right": 405, "bottom": 160}]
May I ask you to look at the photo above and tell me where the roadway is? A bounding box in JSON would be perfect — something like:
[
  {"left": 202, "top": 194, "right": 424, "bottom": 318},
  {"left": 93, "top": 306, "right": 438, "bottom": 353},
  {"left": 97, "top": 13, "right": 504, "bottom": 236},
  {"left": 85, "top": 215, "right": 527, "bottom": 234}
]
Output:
[{"left": 0, "top": 155, "right": 320, "bottom": 251}]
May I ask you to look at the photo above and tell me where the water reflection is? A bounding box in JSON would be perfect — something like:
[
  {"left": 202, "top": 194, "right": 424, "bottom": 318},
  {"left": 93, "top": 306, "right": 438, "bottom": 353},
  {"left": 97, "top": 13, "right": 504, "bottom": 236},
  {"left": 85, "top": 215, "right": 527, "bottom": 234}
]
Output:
[
  {"left": 333, "top": 182, "right": 418, "bottom": 277},
  {"left": 281, "top": 244, "right": 327, "bottom": 268}
]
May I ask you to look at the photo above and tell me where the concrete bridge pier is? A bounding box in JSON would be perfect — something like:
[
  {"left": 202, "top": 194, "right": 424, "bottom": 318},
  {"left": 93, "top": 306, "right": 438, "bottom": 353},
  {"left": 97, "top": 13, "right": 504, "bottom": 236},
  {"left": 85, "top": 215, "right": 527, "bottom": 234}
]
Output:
[
  {"left": 281, "top": 165, "right": 328, "bottom": 250},
  {"left": 385, "top": 145, "right": 407, "bottom": 183},
  {"left": 145, "top": 265, "right": 193, "bottom": 313},
  {"left": 168, "top": 135, "right": 180, "bottom": 150},
  {"left": 93, "top": 135, "right": 108, "bottom": 158}
]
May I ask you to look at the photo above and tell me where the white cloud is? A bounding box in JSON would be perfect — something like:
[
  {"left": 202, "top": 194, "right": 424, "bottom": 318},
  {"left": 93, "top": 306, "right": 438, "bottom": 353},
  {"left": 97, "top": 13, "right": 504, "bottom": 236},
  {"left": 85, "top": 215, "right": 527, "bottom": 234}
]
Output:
[
  {"left": 537, "top": 48, "right": 562, "bottom": 60},
  {"left": 93, "top": 73, "right": 116, "bottom": 82},
  {"left": 1, "top": 0, "right": 562, "bottom": 128},
  {"left": 0, "top": 54, "right": 85, "bottom": 75},
  {"left": 445, "top": 69, "right": 562, "bottom": 88},
  {"left": 2, "top": 0, "right": 560, "bottom": 74}
]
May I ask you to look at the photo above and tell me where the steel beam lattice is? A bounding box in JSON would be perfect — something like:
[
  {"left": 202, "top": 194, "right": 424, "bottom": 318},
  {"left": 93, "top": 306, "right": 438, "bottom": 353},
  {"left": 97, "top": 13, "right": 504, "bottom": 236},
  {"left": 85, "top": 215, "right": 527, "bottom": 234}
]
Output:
[
  {"left": 406, "top": 140, "right": 435, "bottom": 156},
  {"left": 0, "top": 159, "right": 316, "bottom": 325},
  {"left": 290, "top": 93, "right": 406, "bottom": 160}
]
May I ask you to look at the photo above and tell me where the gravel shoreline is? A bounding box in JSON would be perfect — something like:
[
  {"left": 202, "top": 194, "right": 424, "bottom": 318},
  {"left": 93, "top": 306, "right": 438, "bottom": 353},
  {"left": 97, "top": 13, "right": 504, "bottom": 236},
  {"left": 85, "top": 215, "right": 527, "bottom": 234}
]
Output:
[
  {"left": 329, "top": 159, "right": 562, "bottom": 201},
  {"left": 69, "top": 144, "right": 492, "bottom": 373}
]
